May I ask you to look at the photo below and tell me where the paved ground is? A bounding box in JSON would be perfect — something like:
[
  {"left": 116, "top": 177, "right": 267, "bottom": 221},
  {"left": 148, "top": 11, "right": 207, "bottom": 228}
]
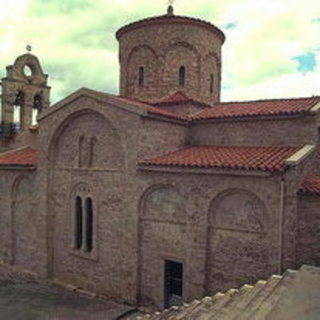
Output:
[{"left": 0, "top": 279, "right": 137, "bottom": 320}]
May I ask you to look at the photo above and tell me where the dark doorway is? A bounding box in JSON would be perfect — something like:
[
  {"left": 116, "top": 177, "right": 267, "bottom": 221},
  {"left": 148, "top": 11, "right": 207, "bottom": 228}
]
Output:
[{"left": 164, "top": 260, "right": 183, "bottom": 308}]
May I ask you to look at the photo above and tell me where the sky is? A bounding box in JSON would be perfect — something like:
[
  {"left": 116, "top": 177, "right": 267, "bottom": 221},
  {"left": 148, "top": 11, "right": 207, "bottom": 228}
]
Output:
[{"left": 0, "top": 0, "right": 319, "bottom": 104}]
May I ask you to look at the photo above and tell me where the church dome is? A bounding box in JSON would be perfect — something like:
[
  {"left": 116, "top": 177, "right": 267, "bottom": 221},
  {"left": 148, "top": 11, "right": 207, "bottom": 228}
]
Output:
[
  {"left": 116, "top": 11, "right": 225, "bottom": 43},
  {"left": 116, "top": 7, "right": 225, "bottom": 105}
]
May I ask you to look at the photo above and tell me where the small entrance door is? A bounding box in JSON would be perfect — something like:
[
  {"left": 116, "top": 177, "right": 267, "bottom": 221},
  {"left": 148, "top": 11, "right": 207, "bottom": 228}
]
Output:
[{"left": 164, "top": 260, "right": 183, "bottom": 308}]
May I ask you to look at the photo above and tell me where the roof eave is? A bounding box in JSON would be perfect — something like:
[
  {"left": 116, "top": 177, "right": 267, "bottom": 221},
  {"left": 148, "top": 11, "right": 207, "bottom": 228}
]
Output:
[
  {"left": 191, "top": 112, "right": 314, "bottom": 123},
  {"left": 137, "top": 164, "right": 273, "bottom": 177},
  {"left": 310, "top": 102, "right": 320, "bottom": 114},
  {"left": 38, "top": 88, "right": 149, "bottom": 122},
  {"left": 142, "top": 112, "right": 189, "bottom": 125},
  {"left": 285, "top": 144, "right": 315, "bottom": 166},
  {"left": 0, "top": 164, "right": 36, "bottom": 170}
]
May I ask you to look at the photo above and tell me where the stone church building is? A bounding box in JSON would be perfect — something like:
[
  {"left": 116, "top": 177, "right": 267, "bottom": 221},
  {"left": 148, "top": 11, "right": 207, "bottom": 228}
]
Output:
[{"left": 0, "top": 5, "right": 320, "bottom": 310}]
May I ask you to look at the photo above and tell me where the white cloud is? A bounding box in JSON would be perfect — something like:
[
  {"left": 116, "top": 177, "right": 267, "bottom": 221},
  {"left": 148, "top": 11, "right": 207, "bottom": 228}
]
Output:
[{"left": 0, "top": 0, "right": 319, "bottom": 103}]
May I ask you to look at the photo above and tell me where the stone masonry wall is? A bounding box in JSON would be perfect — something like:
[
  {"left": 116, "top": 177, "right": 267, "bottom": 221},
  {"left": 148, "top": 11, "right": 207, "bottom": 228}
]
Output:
[
  {"left": 136, "top": 170, "right": 283, "bottom": 309},
  {"left": 35, "top": 94, "right": 188, "bottom": 304},
  {"left": 118, "top": 21, "right": 223, "bottom": 105},
  {"left": 0, "top": 169, "right": 42, "bottom": 277},
  {"left": 191, "top": 116, "right": 318, "bottom": 147},
  {"left": 297, "top": 194, "right": 320, "bottom": 268},
  {"left": 1, "top": 91, "right": 319, "bottom": 310}
]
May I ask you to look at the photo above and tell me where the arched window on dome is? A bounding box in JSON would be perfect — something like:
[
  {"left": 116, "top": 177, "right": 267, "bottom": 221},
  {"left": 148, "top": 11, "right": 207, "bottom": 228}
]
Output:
[
  {"left": 210, "top": 74, "right": 214, "bottom": 94},
  {"left": 139, "top": 66, "right": 144, "bottom": 88},
  {"left": 179, "top": 66, "right": 186, "bottom": 87}
]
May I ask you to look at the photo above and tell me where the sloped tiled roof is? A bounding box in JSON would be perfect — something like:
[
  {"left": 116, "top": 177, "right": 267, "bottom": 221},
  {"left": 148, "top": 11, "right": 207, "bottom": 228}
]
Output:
[
  {"left": 157, "top": 91, "right": 191, "bottom": 104},
  {"left": 0, "top": 147, "right": 38, "bottom": 167},
  {"left": 134, "top": 265, "right": 320, "bottom": 320},
  {"left": 116, "top": 95, "right": 189, "bottom": 121},
  {"left": 152, "top": 91, "right": 211, "bottom": 109},
  {"left": 300, "top": 176, "right": 320, "bottom": 194},
  {"left": 139, "top": 145, "right": 300, "bottom": 172},
  {"left": 192, "top": 96, "right": 320, "bottom": 121},
  {"left": 48, "top": 88, "right": 320, "bottom": 123}
]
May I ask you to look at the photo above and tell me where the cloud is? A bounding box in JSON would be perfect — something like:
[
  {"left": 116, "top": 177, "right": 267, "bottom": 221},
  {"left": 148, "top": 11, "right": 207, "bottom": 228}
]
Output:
[{"left": 0, "top": 0, "right": 319, "bottom": 104}]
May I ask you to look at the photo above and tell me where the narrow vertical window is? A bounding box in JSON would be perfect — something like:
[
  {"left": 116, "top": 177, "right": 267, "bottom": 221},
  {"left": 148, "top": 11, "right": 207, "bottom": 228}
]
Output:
[
  {"left": 79, "top": 136, "right": 84, "bottom": 167},
  {"left": 139, "top": 66, "right": 144, "bottom": 87},
  {"left": 75, "top": 196, "right": 83, "bottom": 249},
  {"left": 88, "top": 137, "right": 97, "bottom": 168},
  {"left": 210, "top": 74, "right": 214, "bottom": 94},
  {"left": 85, "top": 197, "right": 93, "bottom": 252},
  {"left": 179, "top": 66, "right": 185, "bottom": 87}
]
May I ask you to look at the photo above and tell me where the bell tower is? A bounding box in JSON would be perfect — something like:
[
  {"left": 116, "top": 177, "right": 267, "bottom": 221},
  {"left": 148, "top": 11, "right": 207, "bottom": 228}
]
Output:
[{"left": 0, "top": 48, "right": 50, "bottom": 132}]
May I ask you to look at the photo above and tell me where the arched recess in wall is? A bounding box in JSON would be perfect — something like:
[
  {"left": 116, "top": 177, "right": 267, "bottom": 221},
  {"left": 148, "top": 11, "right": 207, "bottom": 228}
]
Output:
[
  {"left": 137, "top": 184, "right": 187, "bottom": 306},
  {"left": 126, "top": 45, "right": 158, "bottom": 95},
  {"left": 46, "top": 109, "right": 125, "bottom": 276},
  {"left": 162, "top": 41, "right": 201, "bottom": 90},
  {"left": 48, "top": 109, "right": 125, "bottom": 169},
  {"left": 205, "top": 189, "right": 270, "bottom": 295},
  {"left": 203, "top": 52, "right": 221, "bottom": 98},
  {"left": 11, "top": 175, "right": 37, "bottom": 270}
]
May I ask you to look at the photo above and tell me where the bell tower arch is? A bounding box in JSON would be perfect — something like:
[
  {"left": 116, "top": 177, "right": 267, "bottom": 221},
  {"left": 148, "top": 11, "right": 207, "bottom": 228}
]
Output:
[{"left": 0, "top": 49, "right": 50, "bottom": 132}]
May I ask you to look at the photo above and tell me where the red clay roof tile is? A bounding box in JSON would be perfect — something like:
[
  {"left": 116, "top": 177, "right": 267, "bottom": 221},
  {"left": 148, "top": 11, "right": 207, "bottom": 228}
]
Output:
[
  {"left": 156, "top": 91, "right": 194, "bottom": 103},
  {"left": 300, "top": 176, "right": 320, "bottom": 194},
  {"left": 152, "top": 91, "right": 211, "bottom": 109},
  {"left": 116, "top": 95, "right": 189, "bottom": 121},
  {"left": 82, "top": 89, "right": 320, "bottom": 122},
  {"left": 139, "top": 145, "right": 300, "bottom": 172},
  {"left": 192, "top": 96, "right": 320, "bottom": 120},
  {"left": 0, "top": 147, "right": 38, "bottom": 166}
]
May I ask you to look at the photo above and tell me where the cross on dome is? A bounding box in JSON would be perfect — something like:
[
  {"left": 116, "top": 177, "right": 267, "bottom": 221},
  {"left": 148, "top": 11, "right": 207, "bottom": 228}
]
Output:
[{"left": 167, "top": 0, "right": 174, "bottom": 15}]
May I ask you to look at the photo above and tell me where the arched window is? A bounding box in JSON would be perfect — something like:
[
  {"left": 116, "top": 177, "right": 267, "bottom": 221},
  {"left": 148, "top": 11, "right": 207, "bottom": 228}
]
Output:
[
  {"left": 13, "top": 91, "right": 24, "bottom": 132},
  {"left": 139, "top": 66, "right": 144, "bottom": 87},
  {"left": 179, "top": 66, "right": 186, "bottom": 87},
  {"left": 85, "top": 197, "right": 93, "bottom": 252},
  {"left": 75, "top": 196, "right": 83, "bottom": 249},
  {"left": 210, "top": 74, "right": 214, "bottom": 94},
  {"left": 78, "top": 136, "right": 85, "bottom": 167},
  {"left": 89, "top": 137, "right": 97, "bottom": 168}
]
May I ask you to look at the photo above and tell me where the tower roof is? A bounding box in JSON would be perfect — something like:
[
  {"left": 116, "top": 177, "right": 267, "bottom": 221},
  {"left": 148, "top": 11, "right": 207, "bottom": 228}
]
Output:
[{"left": 116, "top": 13, "right": 225, "bottom": 43}]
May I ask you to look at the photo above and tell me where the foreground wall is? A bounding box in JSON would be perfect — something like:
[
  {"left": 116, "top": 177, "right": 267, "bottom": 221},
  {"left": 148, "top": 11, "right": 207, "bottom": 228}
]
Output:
[
  {"left": 296, "top": 193, "right": 320, "bottom": 268},
  {"left": 136, "top": 170, "right": 282, "bottom": 308}
]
